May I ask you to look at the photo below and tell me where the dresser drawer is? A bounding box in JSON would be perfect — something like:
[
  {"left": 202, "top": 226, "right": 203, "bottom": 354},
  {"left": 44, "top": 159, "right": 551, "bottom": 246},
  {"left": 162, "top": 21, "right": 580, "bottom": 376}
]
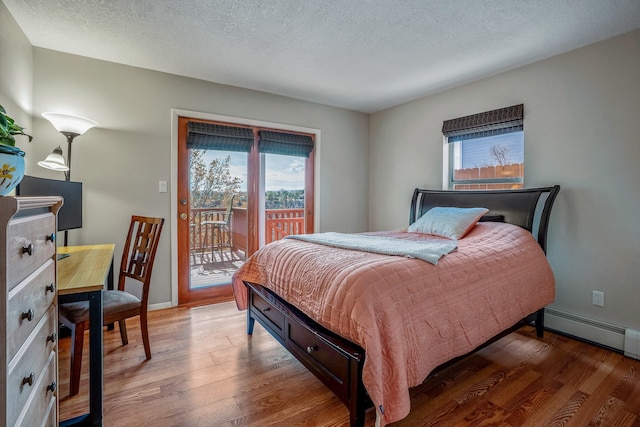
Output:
[
  {"left": 287, "top": 318, "right": 350, "bottom": 399},
  {"left": 7, "top": 260, "right": 56, "bottom": 361},
  {"left": 7, "top": 213, "right": 56, "bottom": 290},
  {"left": 7, "top": 306, "right": 57, "bottom": 427},
  {"left": 250, "top": 290, "right": 285, "bottom": 338},
  {"left": 15, "top": 351, "right": 57, "bottom": 427},
  {"left": 41, "top": 397, "right": 57, "bottom": 427}
]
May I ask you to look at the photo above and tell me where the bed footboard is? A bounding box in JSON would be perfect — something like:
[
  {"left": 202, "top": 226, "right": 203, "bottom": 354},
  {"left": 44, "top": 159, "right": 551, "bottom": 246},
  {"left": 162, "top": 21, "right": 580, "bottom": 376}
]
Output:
[{"left": 246, "top": 282, "right": 370, "bottom": 427}]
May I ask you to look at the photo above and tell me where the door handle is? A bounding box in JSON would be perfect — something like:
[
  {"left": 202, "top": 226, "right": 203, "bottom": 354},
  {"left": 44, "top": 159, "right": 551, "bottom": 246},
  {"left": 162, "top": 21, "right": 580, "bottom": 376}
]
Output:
[{"left": 180, "top": 213, "right": 188, "bottom": 220}]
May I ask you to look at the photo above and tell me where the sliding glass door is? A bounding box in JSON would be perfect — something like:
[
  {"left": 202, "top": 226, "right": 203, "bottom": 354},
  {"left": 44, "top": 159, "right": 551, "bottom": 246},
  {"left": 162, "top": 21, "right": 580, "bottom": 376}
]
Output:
[{"left": 177, "top": 117, "right": 314, "bottom": 305}]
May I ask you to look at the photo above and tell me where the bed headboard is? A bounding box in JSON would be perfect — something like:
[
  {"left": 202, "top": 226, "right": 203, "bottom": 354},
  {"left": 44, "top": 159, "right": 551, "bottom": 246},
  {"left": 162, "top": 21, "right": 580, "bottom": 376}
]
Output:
[{"left": 410, "top": 185, "right": 560, "bottom": 253}]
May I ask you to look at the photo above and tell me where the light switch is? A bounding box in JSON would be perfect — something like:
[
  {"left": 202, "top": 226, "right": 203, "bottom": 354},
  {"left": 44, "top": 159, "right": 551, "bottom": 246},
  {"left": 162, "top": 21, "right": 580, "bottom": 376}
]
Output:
[{"left": 159, "top": 181, "right": 168, "bottom": 193}]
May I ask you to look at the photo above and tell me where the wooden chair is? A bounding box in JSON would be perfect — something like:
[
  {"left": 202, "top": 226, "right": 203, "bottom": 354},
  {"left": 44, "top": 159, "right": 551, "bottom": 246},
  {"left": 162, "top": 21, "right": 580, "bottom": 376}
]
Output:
[
  {"left": 59, "top": 215, "right": 164, "bottom": 396},
  {"left": 203, "top": 195, "right": 235, "bottom": 259}
]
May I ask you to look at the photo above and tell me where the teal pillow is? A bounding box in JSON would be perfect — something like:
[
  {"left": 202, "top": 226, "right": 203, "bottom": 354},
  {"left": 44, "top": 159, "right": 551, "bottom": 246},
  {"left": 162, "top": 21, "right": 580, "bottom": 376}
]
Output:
[{"left": 407, "top": 207, "right": 489, "bottom": 240}]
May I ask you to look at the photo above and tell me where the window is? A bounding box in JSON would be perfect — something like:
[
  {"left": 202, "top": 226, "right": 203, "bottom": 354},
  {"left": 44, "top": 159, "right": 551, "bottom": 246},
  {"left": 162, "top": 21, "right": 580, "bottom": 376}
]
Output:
[{"left": 442, "top": 104, "right": 524, "bottom": 190}]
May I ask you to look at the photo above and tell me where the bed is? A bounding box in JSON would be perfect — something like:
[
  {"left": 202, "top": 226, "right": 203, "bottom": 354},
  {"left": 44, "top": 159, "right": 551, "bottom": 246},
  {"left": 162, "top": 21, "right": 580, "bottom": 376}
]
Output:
[{"left": 232, "top": 185, "right": 560, "bottom": 426}]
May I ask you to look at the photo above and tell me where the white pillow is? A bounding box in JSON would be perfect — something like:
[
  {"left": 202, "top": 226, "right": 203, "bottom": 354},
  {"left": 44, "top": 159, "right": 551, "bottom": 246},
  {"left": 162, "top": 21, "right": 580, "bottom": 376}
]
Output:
[{"left": 407, "top": 207, "right": 489, "bottom": 240}]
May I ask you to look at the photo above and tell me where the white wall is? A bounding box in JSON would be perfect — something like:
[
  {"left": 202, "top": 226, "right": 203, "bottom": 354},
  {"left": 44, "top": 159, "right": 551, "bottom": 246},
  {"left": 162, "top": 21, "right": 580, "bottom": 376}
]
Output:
[
  {"left": 0, "top": 1, "right": 32, "bottom": 157},
  {"left": 26, "top": 49, "right": 369, "bottom": 307},
  {"left": 370, "top": 29, "right": 640, "bottom": 348}
]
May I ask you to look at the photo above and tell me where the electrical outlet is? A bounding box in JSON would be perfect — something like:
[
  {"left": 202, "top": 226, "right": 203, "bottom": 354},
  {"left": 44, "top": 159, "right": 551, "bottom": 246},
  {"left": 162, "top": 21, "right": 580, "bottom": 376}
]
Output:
[{"left": 592, "top": 290, "right": 605, "bottom": 307}]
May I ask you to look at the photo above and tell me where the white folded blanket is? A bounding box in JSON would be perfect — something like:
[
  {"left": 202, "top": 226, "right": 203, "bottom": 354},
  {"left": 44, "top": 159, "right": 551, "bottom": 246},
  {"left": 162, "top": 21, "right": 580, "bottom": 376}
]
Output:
[{"left": 286, "top": 232, "right": 457, "bottom": 264}]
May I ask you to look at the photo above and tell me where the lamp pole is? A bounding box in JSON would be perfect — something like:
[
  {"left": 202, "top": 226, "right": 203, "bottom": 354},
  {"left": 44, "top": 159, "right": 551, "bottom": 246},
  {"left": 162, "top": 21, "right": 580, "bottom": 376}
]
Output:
[
  {"left": 61, "top": 132, "right": 78, "bottom": 246},
  {"left": 61, "top": 131, "right": 78, "bottom": 182}
]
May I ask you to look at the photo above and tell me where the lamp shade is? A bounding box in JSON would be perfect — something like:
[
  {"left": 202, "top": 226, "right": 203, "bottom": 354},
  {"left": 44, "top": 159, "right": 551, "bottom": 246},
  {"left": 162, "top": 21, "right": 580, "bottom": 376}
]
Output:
[
  {"left": 41, "top": 112, "right": 98, "bottom": 135},
  {"left": 38, "top": 146, "right": 69, "bottom": 171}
]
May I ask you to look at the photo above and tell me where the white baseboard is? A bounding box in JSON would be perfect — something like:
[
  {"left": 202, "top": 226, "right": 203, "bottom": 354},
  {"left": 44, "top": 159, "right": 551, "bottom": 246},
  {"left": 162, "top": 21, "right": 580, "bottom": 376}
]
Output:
[
  {"left": 148, "top": 301, "right": 173, "bottom": 311},
  {"left": 624, "top": 329, "right": 640, "bottom": 360},
  {"left": 545, "top": 308, "right": 626, "bottom": 352}
]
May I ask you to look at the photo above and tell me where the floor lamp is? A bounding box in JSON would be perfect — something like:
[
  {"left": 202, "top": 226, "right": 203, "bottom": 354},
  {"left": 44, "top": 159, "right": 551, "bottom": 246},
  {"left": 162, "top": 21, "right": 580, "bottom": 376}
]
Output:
[{"left": 39, "top": 112, "right": 98, "bottom": 245}]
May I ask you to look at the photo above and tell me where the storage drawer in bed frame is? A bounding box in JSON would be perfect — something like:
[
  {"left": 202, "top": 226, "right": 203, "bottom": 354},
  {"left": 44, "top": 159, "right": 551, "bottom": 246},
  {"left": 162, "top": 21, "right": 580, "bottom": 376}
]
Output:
[{"left": 246, "top": 282, "right": 370, "bottom": 426}]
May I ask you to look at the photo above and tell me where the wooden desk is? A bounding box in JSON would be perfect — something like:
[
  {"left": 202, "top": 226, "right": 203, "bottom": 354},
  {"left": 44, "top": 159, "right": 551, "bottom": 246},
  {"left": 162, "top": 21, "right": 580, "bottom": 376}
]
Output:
[{"left": 58, "top": 244, "right": 115, "bottom": 427}]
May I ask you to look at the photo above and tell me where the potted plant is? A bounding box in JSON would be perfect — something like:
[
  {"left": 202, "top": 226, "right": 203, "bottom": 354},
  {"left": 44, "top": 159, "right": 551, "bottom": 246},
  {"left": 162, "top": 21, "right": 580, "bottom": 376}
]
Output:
[{"left": 0, "top": 104, "right": 31, "bottom": 196}]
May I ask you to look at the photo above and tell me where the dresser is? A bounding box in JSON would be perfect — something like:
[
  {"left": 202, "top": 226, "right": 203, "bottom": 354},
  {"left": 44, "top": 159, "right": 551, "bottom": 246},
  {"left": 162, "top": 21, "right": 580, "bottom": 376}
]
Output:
[{"left": 1, "top": 196, "right": 62, "bottom": 427}]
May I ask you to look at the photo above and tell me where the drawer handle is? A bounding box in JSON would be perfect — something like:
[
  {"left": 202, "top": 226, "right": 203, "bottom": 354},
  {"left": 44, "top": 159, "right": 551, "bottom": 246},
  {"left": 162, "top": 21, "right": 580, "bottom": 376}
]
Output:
[
  {"left": 47, "top": 332, "right": 57, "bottom": 344},
  {"left": 22, "top": 372, "right": 35, "bottom": 387},
  {"left": 22, "top": 243, "right": 34, "bottom": 256},
  {"left": 46, "top": 283, "right": 56, "bottom": 293},
  {"left": 47, "top": 381, "right": 57, "bottom": 393},
  {"left": 261, "top": 307, "right": 271, "bottom": 313},
  {"left": 306, "top": 345, "right": 318, "bottom": 354},
  {"left": 21, "top": 309, "right": 34, "bottom": 322},
  {"left": 46, "top": 233, "right": 56, "bottom": 243}
]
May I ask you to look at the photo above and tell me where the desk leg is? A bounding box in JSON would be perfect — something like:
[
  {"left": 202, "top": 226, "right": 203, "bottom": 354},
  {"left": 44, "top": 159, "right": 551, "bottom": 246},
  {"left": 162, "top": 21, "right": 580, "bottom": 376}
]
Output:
[
  {"left": 59, "top": 290, "right": 104, "bottom": 427},
  {"left": 89, "top": 290, "right": 104, "bottom": 427}
]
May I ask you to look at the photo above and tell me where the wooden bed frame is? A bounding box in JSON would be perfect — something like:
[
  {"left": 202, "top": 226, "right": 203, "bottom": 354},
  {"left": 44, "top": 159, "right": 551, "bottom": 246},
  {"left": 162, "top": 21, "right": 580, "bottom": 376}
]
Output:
[{"left": 245, "top": 185, "right": 560, "bottom": 426}]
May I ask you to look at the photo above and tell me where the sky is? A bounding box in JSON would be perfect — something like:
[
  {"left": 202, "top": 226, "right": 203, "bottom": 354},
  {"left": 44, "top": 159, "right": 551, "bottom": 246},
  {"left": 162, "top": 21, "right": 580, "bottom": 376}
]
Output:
[
  {"left": 457, "top": 131, "right": 524, "bottom": 169},
  {"left": 202, "top": 150, "right": 305, "bottom": 191}
]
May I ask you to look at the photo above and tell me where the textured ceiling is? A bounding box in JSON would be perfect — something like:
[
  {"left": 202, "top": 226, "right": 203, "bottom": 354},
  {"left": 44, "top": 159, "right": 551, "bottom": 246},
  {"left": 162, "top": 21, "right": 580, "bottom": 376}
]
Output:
[{"left": 4, "top": 0, "right": 640, "bottom": 113}]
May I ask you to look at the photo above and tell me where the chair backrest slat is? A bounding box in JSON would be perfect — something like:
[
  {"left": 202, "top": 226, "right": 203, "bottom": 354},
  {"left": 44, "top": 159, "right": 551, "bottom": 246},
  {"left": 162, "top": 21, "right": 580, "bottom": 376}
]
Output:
[{"left": 118, "top": 216, "right": 165, "bottom": 302}]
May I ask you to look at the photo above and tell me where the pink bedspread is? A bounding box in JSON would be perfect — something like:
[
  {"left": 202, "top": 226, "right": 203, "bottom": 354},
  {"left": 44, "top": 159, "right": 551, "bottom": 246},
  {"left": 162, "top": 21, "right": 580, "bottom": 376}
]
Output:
[{"left": 232, "top": 222, "right": 555, "bottom": 425}]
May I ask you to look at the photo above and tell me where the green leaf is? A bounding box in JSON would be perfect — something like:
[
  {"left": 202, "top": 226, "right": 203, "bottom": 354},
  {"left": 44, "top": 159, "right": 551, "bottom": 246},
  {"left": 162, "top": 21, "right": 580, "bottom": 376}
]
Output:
[
  {"left": 0, "top": 104, "right": 32, "bottom": 145},
  {"left": 0, "top": 134, "right": 16, "bottom": 146},
  {"left": 8, "top": 122, "right": 24, "bottom": 133},
  {"left": 0, "top": 112, "right": 8, "bottom": 130}
]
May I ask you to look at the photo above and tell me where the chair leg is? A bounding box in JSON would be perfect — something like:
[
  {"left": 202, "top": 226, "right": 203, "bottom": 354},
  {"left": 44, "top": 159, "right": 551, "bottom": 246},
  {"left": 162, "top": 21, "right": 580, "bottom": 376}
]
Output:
[
  {"left": 212, "top": 225, "right": 221, "bottom": 259},
  {"left": 69, "top": 322, "right": 86, "bottom": 396},
  {"left": 119, "top": 319, "right": 129, "bottom": 345},
  {"left": 189, "top": 225, "right": 196, "bottom": 265},
  {"left": 225, "top": 225, "right": 234, "bottom": 260},
  {"left": 202, "top": 224, "right": 212, "bottom": 263},
  {"left": 140, "top": 312, "right": 152, "bottom": 360}
]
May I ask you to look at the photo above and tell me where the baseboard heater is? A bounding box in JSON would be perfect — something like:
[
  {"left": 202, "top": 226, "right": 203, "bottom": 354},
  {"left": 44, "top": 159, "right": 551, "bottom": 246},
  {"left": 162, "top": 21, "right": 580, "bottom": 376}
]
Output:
[{"left": 545, "top": 308, "right": 639, "bottom": 360}]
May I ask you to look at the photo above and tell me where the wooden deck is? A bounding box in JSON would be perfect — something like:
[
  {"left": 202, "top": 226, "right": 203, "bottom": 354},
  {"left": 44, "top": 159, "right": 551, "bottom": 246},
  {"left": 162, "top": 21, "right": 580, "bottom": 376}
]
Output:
[
  {"left": 187, "top": 207, "right": 305, "bottom": 290},
  {"left": 190, "top": 249, "right": 246, "bottom": 288}
]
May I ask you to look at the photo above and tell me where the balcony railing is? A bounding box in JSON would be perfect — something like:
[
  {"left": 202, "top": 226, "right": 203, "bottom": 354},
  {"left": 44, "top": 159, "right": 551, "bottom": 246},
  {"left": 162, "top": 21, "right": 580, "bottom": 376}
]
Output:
[
  {"left": 265, "top": 208, "right": 305, "bottom": 244},
  {"left": 190, "top": 208, "right": 305, "bottom": 263}
]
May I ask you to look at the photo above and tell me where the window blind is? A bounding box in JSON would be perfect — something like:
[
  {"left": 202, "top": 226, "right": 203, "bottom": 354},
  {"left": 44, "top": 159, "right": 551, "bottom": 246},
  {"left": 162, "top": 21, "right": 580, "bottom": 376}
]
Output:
[
  {"left": 442, "top": 104, "right": 523, "bottom": 142},
  {"left": 186, "top": 122, "right": 254, "bottom": 152},
  {"left": 258, "top": 130, "right": 314, "bottom": 157}
]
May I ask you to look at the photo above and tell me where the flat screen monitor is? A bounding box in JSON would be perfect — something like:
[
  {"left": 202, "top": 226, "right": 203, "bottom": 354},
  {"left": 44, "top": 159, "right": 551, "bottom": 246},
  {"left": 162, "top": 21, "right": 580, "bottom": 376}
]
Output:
[{"left": 16, "top": 175, "right": 83, "bottom": 232}]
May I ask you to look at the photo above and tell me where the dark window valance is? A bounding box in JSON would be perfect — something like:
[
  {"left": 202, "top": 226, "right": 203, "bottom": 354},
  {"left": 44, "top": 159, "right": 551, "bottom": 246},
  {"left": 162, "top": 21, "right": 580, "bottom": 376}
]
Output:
[
  {"left": 259, "top": 130, "right": 314, "bottom": 157},
  {"left": 187, "top": 122, "right": 254, "bottom": 152},
  {"left": 442, "top": 104, "right": 524, "bottom": 142}
]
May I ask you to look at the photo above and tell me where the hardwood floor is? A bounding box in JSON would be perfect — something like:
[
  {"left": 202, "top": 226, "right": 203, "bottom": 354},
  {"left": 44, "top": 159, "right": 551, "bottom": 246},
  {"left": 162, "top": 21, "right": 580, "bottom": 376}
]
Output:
[{"left": 58, "top": 302, "right": 640, "bottom": 426}]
